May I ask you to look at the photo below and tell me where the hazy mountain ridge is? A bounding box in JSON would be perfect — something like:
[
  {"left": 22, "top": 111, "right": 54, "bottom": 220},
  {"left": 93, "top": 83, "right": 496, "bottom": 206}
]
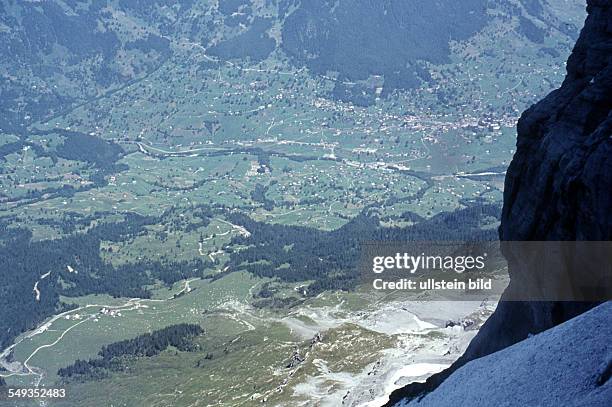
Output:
[
  {"left": 0, "top": 0, "right": 584, "bottom": 131},
  {"left": 280, "top": 0, "right": 579, "bottom": 93}
]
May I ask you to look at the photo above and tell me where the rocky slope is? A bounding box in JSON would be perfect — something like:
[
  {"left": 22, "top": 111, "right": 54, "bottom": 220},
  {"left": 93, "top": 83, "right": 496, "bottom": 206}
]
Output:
[
  {"left": 386, "top": 0, "right": 612, "bottom": 404},
  {"left": 396, "top": 302, "right": 612, "bottom": 407}
]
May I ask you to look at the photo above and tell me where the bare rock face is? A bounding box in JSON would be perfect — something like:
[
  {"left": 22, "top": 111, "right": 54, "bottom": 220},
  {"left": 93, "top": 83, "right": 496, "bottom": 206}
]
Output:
[
  {"left": 500, "top": 0, "right": 612, "bottom": 242},
  {"left": 386, "top": 1, "right": 612, "bottom": 404},
  {"left": 466, "top": 0, "right": 612, "bottom": 361}
]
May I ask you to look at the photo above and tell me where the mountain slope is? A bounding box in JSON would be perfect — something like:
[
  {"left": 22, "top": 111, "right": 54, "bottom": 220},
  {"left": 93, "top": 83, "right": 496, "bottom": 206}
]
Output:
[
  {"left": 397, "top": 302, "right": 612, "bottom": 407},
  {"left": 0, "top": 0, "right": 584, "bottom": 131}
]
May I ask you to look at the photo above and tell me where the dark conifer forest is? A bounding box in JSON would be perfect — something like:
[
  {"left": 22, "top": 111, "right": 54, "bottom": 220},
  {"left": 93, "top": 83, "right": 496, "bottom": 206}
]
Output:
[{"left": 58, "top": 324, "right": 203, "bottom": 381}]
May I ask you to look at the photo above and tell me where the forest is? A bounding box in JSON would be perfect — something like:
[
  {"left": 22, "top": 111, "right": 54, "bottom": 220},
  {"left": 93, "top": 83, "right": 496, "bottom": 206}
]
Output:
[
  {"left": 0, "top": 213, "right": 211, "bottom": 349},
  {"left": 0, "top": 201, "right": 500, "bottom": 351},
  {"left": 57, "top": 323, "right": 203, "bottom": 381},
  {"left": 227, "top": 202, "right": 501, "bottom": 294},
  {"left": 281, "top": 0, "right": 490, "bottom": 92}
]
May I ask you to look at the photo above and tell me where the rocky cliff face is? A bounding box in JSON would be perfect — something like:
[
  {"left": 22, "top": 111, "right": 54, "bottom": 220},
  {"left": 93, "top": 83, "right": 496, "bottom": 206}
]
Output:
[
  {"left": 386, "top": 0, "right": 612, "bottom": 404},
  {"left": 500, "top": 0, "right": 612, "bottom": 242}
]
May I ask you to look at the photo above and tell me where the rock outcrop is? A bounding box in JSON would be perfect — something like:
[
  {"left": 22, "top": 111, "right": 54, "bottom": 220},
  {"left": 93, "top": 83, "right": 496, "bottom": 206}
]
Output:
[
  {"left": 386, "top": 0, "right": 612, "bottom": 404},
  {"left": 500, "top": 0, "right": 612, "bottom": 242}
]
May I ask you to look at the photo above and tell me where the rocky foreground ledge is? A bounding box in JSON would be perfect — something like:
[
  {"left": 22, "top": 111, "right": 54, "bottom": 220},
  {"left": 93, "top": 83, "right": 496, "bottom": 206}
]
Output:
[{"left": 397, "top": 302, "right": 612, "bottom": 407}]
